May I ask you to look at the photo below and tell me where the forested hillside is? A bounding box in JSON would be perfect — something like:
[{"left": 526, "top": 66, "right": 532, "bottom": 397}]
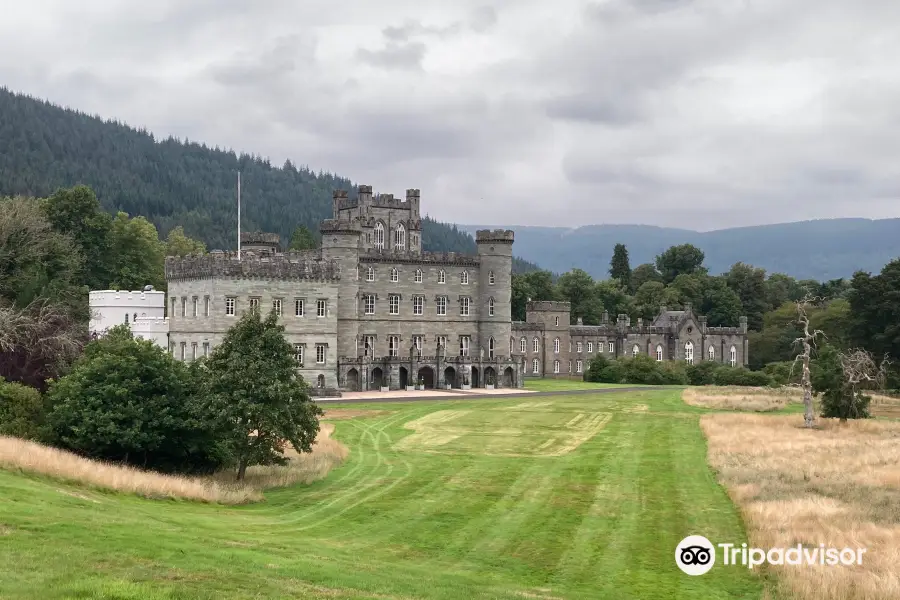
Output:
[{"left": 0, "top": 87, "right": 538, "bottom": 272}]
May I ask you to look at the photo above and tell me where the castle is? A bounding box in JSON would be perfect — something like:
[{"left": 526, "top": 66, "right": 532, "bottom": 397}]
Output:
[{"left": 158, "top": 184, "right": 749, "bottom": 394}]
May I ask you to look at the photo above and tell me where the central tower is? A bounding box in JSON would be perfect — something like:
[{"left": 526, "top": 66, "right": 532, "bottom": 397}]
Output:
[{"left": 476, "top": 230, "right": 514, "bottom": 360}]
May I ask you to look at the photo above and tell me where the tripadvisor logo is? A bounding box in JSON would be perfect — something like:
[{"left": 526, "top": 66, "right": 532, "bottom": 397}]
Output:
[{"left": 675, "top": 535, "right": 867, "bottom": 575}]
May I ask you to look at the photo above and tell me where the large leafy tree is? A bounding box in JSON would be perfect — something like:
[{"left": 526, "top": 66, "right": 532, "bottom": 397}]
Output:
[
  {"left": 655, "top": 244, "right": 706, "bottom": 284},
  {"left": 630, "top": 263, "right": 662, "bottom": 291},
  {"left": 725, "top": 262, "right": 769, "bottom": 331},
  {"left": 511, "top": 270, "right": 557, "bottom": 321},
  {"left": 165, "top": 225, "right": 206, "bottom": 257},
  {"left": 107, "top": 211, "right": 166, "bottom": 291},
  {"left": 288, "top": 225, "right": 319, "bottom": 250},
  {"left": 198, "top": 307, "right": 323, "bottom": 480},
  {"left": 609, "top": 243, "right": 631, "bottom": 290},
  {"left": 46, "top": 325, "right": 226, "bottom": 473}
]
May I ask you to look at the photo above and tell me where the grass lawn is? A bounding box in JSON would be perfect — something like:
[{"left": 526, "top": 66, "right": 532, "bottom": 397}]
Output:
[
  {"left": 0, "top": 389, "right": 763, "bottom": 600},
  {"left": 523, "top": 378, "right": 645, "bottom": 392}
]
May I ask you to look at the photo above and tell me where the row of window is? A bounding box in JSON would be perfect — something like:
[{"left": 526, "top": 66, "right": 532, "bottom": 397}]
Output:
[
  {"left": 360, "top": 335, "right": 499, "bottom": 358},
  {"left": 361, "top": 294, "right": 494, "bottom": 317},
  {"left": 172, "top": 296, "right": 329, "bottom": 318},
  {"left": 515, "top": 337, "right": 616, "bottom": 355},
  {"left": 359, "top": 266, "right": 495, "bottom": 285},
  {"left": 171, "top": 340, "right": 329, "bottom": 366},
  {"left": 292, "top": 344, "right": 328, "bottom": 365},
  {"left": 635, "top": 341, "right": 738, "bottom": 366},
  {"left": 527, "top": 359, "right": 585, "bottom": 374}
]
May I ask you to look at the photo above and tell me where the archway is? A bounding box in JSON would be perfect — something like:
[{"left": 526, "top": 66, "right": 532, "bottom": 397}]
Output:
[
  {"left": 471, "top": 366, "right": 480, "bottom": 388},
  {"left": 484, "top": 366, "right": 496, "bottom": 387},
  {"left": 399, "top": 366, "right": 409, "bottom": 388},
  {"left": 444, "top": 366, "right": 457, "bottom": 388},
  {"left": 346, "top": 368, "right": 360, "bottom": 391},
  {"left": 502, "top": 366, "right": 514, "bottom": 387},
  {"left": 371, "top": 367, "right": 384, "bottom": 389},
  {"left": 417, "top": 366, "right": 435, "bottom": 389},
  {"left": 316, "top": 374, "right": 325, "bottom": 388}
]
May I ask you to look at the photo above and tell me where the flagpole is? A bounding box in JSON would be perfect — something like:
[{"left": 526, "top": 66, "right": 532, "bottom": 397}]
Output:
[{"left": 237, "top": 171, "right": 242, "bottom": 261}]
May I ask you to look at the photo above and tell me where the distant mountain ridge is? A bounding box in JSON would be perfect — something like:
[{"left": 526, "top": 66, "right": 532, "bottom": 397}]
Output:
[{"left": 459, "top": 218, "right": 900, "bottom": 281}]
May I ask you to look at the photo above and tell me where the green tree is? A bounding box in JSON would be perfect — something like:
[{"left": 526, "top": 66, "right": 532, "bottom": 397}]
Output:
[
  {"left": 46, "top": 325, "right": 226, "bottom": 473},
  {"left": 0, "top": 378, "right": 47, "bottom": 440},
  {"left": 609, "top": 243, "right": 631, "bottom": 290},
  {"left": 511, "top": 270, "right": 557, "bottom": 321},
  {"left": 557, "top": 269, "right": 595, "bottom": 324},
  {"left": 725, "top": 262, "right": 768, "bottom": 331},
  {"left": 41, "top": 185, "right": 113, "bottom": 290},
  {"left": 847, "top": 260, "right": 900, "bottom": 369},
  {"left": 198, "top": 307, "right": 323, "bottom": 480},
  {"left": 700, "top": 276, "right": 743, "bottom": 327},
  {"left": 107, "top": 211, "right": 166, "bottom": 291},
  {"left": 631, "top": 263, "right": 662, "bottom": 291},
  {"left": 764, "top": 273, "right": 806, "bottom": 311},
  {"left": 288, "top": 225, "right": 319, "bottom": 250},
  {"left": 811, "top": 345, "right": 883, "bottom": 421},
  {"left": 655, "top": 244, "right": 706, "bottom": 284},
  {"left": 165, "top": 225, "right": 206, "bottom": 257}
]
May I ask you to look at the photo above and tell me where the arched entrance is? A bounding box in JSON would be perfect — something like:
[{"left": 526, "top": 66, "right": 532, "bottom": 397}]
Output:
[
  {"left": 484, "top": 366, "right": 496, "bottom": 387},
  {"left": 471, "top": 366, "right": 480, "bottom": 388},
  {"left": 399, "top": 366, "right": 409, "bottom": 388},
  {"left": 346, "top": 368, "right": 360, "bottom": 391},
  {"left": 444, "top": 366, "right": 457, "bottom": 388},
  {"left": 316, "top": 374, "right": 325, "bottom": 388},
  {"left": 371, "top": 367, "right": 384, "bottom": 389},
  {"left": 503, "top": 366, "right": 515, "bottom": 387},
  {"left": 417, "top": 366, "right": 435, "bottom": 389}
]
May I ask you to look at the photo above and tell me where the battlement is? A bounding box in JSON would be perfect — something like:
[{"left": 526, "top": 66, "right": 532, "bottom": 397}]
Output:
[
  {"left": 526, "top": 300, "right": 571, "bottom": 312},
  {"left": 240, "top": 231, "right": 280, "bottom": 245},
  {"left": 89, "top": 289, "right": 165, "bottom": 307},
  {"left": 320, "top": 219, "right": 362, "bottom": 235},
  {"left": 406, "top": 189, "right": 420, "bottom": 200},
  {"left": 165, "top": 253, "right": 340, "bottom": 281},
  {"left": 706, "top": 326, "right": 744, "bottom": 335},
  {"left": 476, "top": 229, "right": 515, "bottom": 244},
  {"left": 132, "top": 316, "right": 170, "bottom": 333},
  {"left": 360, "top": 249, "right": 480, "bottom": 267}
]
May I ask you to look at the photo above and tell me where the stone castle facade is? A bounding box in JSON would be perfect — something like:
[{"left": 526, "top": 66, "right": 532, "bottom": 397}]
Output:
[
  {"left": 165, "top": 185, "right": 524, "bottom": 394},
  {"left": 513, "top": 301, "right": 749, "bottom": 377}
]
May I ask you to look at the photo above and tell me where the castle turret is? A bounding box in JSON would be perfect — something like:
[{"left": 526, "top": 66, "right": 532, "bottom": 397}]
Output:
[
  {"left": 406, "top": 188, "right": 420, "bottom": 220},
  {"left": 321, "top": 219, "right": 362, "bottom": 359},
  {"left": 476, "top": 230, "right": 514, "bottom": 360}
]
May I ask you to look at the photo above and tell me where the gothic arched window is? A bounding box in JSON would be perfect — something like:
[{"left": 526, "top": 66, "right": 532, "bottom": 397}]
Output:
[
  {"left": 656, "top": 344, "right": 663, "bottom": 361},
  {"left": 394, "top": 223, "right": 406, "bottom": 250},
  {"left": 685, "top": 341, "right": 695, "bottom": 365},
  {"left": 374, "top": 222, "right": 385, "bottom": 250}
]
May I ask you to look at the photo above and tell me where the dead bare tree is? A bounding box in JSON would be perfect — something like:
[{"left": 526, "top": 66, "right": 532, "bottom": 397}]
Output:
[
  {"left": 837, "top": 349, "right": 890, "bottom": 422},
  {"left": 791, "top": 297, "right": 826, "bottom": 428}
]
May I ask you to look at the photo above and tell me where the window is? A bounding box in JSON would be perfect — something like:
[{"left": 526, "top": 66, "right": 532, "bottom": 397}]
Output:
[
  {"left": 374, "top": 222, "right": 385, "bottom": 250},
  {"left": 438, "top": 269, "right": 446, "bottom": 284},
  {"left": 203, "top": 342, "right": 209, "bottom": 357},
  {"left": 489, "top": 337, "right": 495, "bottom": 359},
  {"left": 413, "top": 296, "right": 424, "bottom": 315},
  {"left": 576, "top": 342, "right": 583, "bottom": 353},
  {"left": 389, "top": 336, "right": 399, "bottom": 357},
  {"left": 730, "top": 345, "right": 737, "bottom": 367},
  {"left": 708, "top": 346, "right": 715, "bottom": 361},
  {"left": 554, "top": 338, "right": 560, "bottom": 354},
  {"left": 632, "top": 345, "right": 640, "bottom": 358},
  {"left": 294, "top": 344, "right": 304, "bottom": 364},
  {"left": 366, "top": 266, "right": 375, "bottom": 282},
  {"left": 204, "top": 296, "right": 210, "bottom": 317},
  {"left": 436, "top": 296, "right": 447, "bottom": 316},
  {"left": 394, "top": 223, "right": 406, "bottom": 250},
  {"left": 170, "top": 298, "right": 176, "bottom": 317},
  {"left": 576, "top": 360, "right": 583, "bottom": 373},
  {"left": 414, "top": 269, "right": 423, "bottom": 283},
  {"left": 124, "top": 313, "right": 129, "bottom": 324},
  {"left": 555, "top": 316, "right": 559, "bottom": 326},
  {"left": 295, "top": 299, "right": 305, "bottom": 317},
  {"left": 389, "top": 294, "right": 400, "bottom": 315},
  {"left": 489, "top": 297, "right": 495, "bottom": 317},
  {"left": 362, "top": 336, "right": 375, "bottom": 357},
  {"left": 356, "top": 265, "right": 360, "bottom": 280},
  {"left": 192, "top": 297, "right": 198, "bottom": 317},
  {"left": 461, "top": 270, "right": 469, "bottom": 285},
  {"left": 656, "top": 345, "right": 663, "bottom": 361},
  {"left": 181, "top": 297, "right": 186, "bottom": 317},
  {"left": 460, "top": 297, "right": 470, "bottom": 317},
  {"left": 489, "top": 271, "right": 495, "bottom": 285},
  {"left": 608, "top": 342, "right": 614, "bottom": 353},
  {"left": 317, "top": 374, "right": 325, "bottom": 388},
  {"left": 316, "top": 344, "right": 326, "bottom": 364},
  {"left": 191, "top": 343, "right": 197, "bottom": 361},
  {"left": 520, "top": 337, "right": 527, "bottom": 353},
  {"left": 437, "top": 335, "right": 447, "bottom": 350},
  {"left": 134, "top": 312, "right": 138, "bottom": 322},
  {"left": 364, "top": 295, "right": 375, "bottom": 315},
  {"left": 411, "top": 232, "right": 419, "bottom": 247},
  {"left": 249, "top": 297, "right": 260, "bottom": 310},
  {"left": 413, "top": 336, "right": 423, "bottom": 356},
  {"left": 685, "top": 341, "right": 694, "bottom": 365},
  {"left": 273, "top": 298, "right": 283, "bottom": 316},
  {"left": 532, "top": 359, "right": 540, "bottom": 374},
  {"left": 510, "top": 337, "right": 514, "bottom": 354},
  {"left": 180, "top": 342, "right": 186, "bottom": 360},
  {"left": 459, "top": 336, "right": 470, "bottom": 357},
  {"left": 225, "top": 297, "right": 236, "bottom": 316},
  {"left": 588, "top": 342, "right": 593, "bottom": 353},
  {"left": 317, "top": 299, "right": 326, "bottom": 318},
  {"left": 568, "top": 360, "right": 572, "bottom": 373},
  {"left": 553, "top": 360, "right": 560, "bottom": 374},
  {"left": 569, "top": 340, "right": 572, "bottom": 353},
  {"left": 533, "top": 337, "right": 540, "bottom": 353},
  {"left": 390, "top": 268, "right": 399, "bottom": 283}
]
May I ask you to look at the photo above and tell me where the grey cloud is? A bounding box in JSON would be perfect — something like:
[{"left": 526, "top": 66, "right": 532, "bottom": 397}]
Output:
[
  {"left": 356, "top": 41, "right": 427, "bottom": 70},
  {"left": 544, "top": 93, "right": 644, "bottom": 125}
]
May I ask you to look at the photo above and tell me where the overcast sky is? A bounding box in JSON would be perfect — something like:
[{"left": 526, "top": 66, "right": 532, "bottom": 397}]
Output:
[{"left": 2, "top": 0, "right": 899, "bottom": 230}]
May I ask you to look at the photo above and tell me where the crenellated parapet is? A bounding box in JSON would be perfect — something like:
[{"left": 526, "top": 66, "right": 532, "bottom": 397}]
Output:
[
  {"left": 526, "top": 300, "right": 571, "bottom": 312},
  {"left": 476, "top": 229, "right": 515, "bottom": 244},
  {"left": 241, "top": 231, "right": 280, "bottom": 246},
  {"left": 513, "top": 321, "right": 544, "bottom": 331},
  {"left": 706, "top": 326, "right": 745, "bottom": 335},
  {"left": 359, "top": 249, "right": 480, "bottom": 267},
  {"left": 320, "top": 219, "right": 362, "bottom": 235},
  {"left": 166, "top": 251, "right": 340, "bottom": 282}
]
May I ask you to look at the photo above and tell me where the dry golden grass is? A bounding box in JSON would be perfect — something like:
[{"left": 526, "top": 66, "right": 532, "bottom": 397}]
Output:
[
  {"left": 701, "top": 413, "right": 900, "bottom": 600},
  {"left": 683, "top": 386, "right": 800, "bottom": 412},
  {"left": 0, "top": 423, "right": 348, "bottom": 505}
]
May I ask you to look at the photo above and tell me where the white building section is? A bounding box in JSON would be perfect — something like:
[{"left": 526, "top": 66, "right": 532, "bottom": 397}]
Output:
[{"left": 88, "top": 288, "right": 168, "bottom": 348}]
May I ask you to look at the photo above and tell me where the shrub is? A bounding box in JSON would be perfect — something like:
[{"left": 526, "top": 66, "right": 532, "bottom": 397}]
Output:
[
  {"left": 761, "top": 361, "right": 800, "bottom": 386},
  {"left": 0, "top": 378, "right": 46, "bottom": 440},
  {"left": 712, "top": 366, "right": 774, "bottom": 387},
  {"left": 812, "top": 344, "right": 872, "bottom": 420},
  {"left": 584, "top": 354, "right": 611, "bottom": 382},
  {"left": 686, "top": 361, "right": 720, "bottom": 386}
]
